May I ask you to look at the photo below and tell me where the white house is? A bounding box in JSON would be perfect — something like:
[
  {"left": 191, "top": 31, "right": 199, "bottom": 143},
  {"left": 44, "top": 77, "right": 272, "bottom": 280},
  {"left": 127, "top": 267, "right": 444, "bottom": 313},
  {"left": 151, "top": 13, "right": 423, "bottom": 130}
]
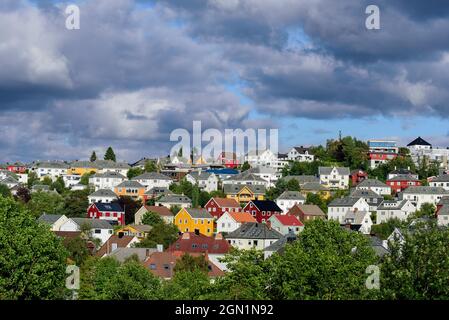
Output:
[
  {"left": 63, "top": 174, "right": 81, "bottom": 189},
  {"left": 355, "top": 179, "right": 391, "bottom": 196},
  {"left": 400, "top": 186, "right": 448, "bottom": 210},
  {"left": 429, "top": 175, "right": 449, "bottom": 191},
  {"left": 275, "top": 191, "right": 306, "bottom": 214},
  {"left": 245, "top": 167, "right": 282, "bottom": 188},
  {"left": 155, "top": 194, "right": 192, "bottom": 209},
  {"left": 59, "top": 218, "right": 113, "bottom": 245},
  {"left": 342, "top": 211, "right": 373, "bottom": 234},
  {"left": 96, "top": 160, "right": 131, "bottom": 177},
  {"left": 132, "top": 172, "right": 173, "bottom": 191},
  {"left": 88, "top": 189, "right": 118, "bottom": 204},
  {"left": 37, "top": 214, "right": 69, "bottom": 231},
  {"left": 222, "top": 171, "right": 270, "bottom": 188},
  {"left": 244, "top": 149, "right": 288, "bottom": 171},
  {"left": 376, "top": 199, "right": 417, "bottom": 224},
  {"left": 225, "top": 222, "right": 283, "bottom": 250},
  {"left": 349, "top": 189, "right": 383, "bottom": 211},
  {"left": 185, "top": 171, "right": 218, "bottom": 192},
  {"left": 268, "top": 214, "right": 304, "bottom": 235},
  {"left": 0, "top": 176, "right": 19, "bottom": 189},
  {"left": 328, "top": 197, "right": 370, "bottom": 223},
  {"left": 287, "top": 146, "right": 315, "bottom": 162},
  {"left": 216, "top": 212, "right": 256, "bottom": 234},
  {"left": 89, "top": 171, "right": 126, "bottom": 191},
  {"left": 319, "top": 166, "right": 350, "bottom": 189},
  {"left": 34, "top": 162, "right": 69, "bottom": 181}
]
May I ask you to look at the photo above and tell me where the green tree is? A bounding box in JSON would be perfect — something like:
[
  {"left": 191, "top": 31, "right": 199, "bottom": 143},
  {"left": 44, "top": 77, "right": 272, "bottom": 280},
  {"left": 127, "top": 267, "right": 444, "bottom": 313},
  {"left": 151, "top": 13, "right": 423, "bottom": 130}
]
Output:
[
  {"left": 286, "top": 178, "right": 300, "bottom": 191},
  {"left": 26, "top": 191, "right": 64, "bottom": 218},
  {"left": 144, "top": 161, "right": 157, "bottom": 173},
  {"left": 241, "top": 161, "right": 251, "bottom": 172},
  {"left": 136, "top": 223, "right": 180, "bottom": 249},
  {"left": 162, "top": 270, "right": 211, "bottom": 300},
  {"left": 79, "top": 257, "right": 121, "bottom": 300},
  {"left": 51, "top": 176, "right": 66, "bottom": 194},
  {"left": 64, "top": 236, "right": 91, "bottom": 266},
  {"left": 115, "top": 196, "right": 142, "bottom": 225},
  {"left": 267, "top": 219, "right": 378, "bottom": 299},
  {"left": 174, "top": 253, "right": 209, "bottom": 273},
  {"left": 27, "top": 171, "right": 39, "bottom": 188},
  {"left": 42, "top": 176, "right": 53, "bottom": 187},
  {"left": 90, "top": 151, "right": 97, "bottom": 162},
  {"left": 61, "top": 189, "right": 90, "bottom": 218},
  {"left": 141, "top": 211, "right": 164, "bottom": 226},
  {"left": 104, "top": 147, "right": 117, "bottom": 162},
  {"left": 305, "top": 193, "right": 327, "bottom": 213},
  {"left": 370, "top": 218, "right": 406, "bottom": 240},
  {"left": 0, "top": 185, "right": 11, "bottom": 198},
  {"left": 80, "top": 171, "right": 94, "bottom": 185},
  {"left": 127, "top": 167, "right": 144, "bottom": 180},
  {"left": 15, "top": 186, "right": 31, "bottom": 203},
  {"left": 192, "top": 184, "right": 200, "bottom": 208},
  {"left": 0, "top": 197, "right": 68, "bottom": 299},
  {"left": 381, "top": 220, "right": 449, "bottom": 299},
  {"left": 412, "top": 203, "right": 436, "bottom": 219}
]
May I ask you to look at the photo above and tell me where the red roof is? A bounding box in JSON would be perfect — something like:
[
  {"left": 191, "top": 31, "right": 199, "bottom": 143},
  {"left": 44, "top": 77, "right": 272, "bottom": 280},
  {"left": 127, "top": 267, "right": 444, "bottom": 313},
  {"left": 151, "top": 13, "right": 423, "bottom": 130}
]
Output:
[
  {"left": 167, "top": 232, "right": 231, "bottom": 254},
  {"left": 211, "top": 197, "right": 240, "bottom": 208},
  {"left": 272, "top": 214, "right": 303, "bottom": 226}
]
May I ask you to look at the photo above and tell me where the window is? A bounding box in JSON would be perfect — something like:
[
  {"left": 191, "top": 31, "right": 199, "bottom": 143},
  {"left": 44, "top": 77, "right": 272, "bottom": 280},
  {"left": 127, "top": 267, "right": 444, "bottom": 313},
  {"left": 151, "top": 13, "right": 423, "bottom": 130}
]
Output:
[
  {"left": 150, "top": 264, "right": 156, "bottom": 270},
  {"left": 94, "top": 229, "right": 101, "bottom": 234}
]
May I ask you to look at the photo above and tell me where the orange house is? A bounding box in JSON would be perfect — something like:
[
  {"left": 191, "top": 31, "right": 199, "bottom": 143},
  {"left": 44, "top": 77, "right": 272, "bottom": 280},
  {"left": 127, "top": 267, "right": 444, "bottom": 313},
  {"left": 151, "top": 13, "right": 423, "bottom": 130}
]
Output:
[{"left": 114, "top": 180, "right": 146, "bottom": 202}]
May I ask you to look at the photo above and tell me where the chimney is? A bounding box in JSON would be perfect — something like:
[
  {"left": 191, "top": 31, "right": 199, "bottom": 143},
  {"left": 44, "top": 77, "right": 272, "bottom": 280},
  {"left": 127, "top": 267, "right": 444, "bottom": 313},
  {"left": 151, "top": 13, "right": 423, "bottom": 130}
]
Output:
[
  {"left": 194, "top": 229, "right": 200, "bottom": 236},
  {"left": 157, "top": 244, "right": 164, "bottom": 252},
  {"left": 182, "top": 232, "right": 190, "bottom": 240},
  {"left": 118, "top": 232, "right": 124, "bottom": 239},
  {"left": 111, "top": 243, "right": 118, "bottom": 252},
  {"left": 215, "top": 233, "right": 223, "bottom": 240}
]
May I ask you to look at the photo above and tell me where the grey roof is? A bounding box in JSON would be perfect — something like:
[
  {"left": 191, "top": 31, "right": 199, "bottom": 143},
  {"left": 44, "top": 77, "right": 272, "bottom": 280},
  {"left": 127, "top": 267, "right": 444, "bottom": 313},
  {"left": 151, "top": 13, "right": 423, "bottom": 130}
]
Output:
[
  {"left": 95, "top": 160, "right": 130, "bottom": 169},
  {"left": 133, "top": 172, "right": 172, "bottom": 181},
  {"left": 89, "top": 189, "right": 118, "bottom": 197},
  {"left": 246, "top": 167, "right": 278, "bottom": 175},
  {"left": 71, "top": 218, "right": 113, "bottom": 229},
  {"left": 158, "top": 194, "right": 191, "bottom": 204},
  {"left": 115, "top": 180, "right": 144, "bottom": 188},
  {"left": 387, "top": 174, "right": 419, "bottom": 182},
  {"left": 431, "top": 175, "right": 449, "bottom": 183},
  {"left": 318, "top": 166, "right": 350, "bottom": 176},
  {"left": 36, "top": 161, "right": 69, "bottom": 169},
  {"left": 109, "top": 248, "right": 157, "bottom": 263},
  {"left": 0, "top": 176, "right": 19, "bottom": 185},
  {"left": 32, "top": 184, "right": 51, "bottom": 191},
  {"left": 291, "top": 146, "right": 312, "bottom": 154},
  {"left": 38, "top": 214, "right": 64, "bottom": 224},
  {"left": 283, "top": 175, "right": 319, "bottom": 185},
  {"left": 226, "top": 222, "right": 283, "bottom": 240},
  {"left": 377, "top": 199, "right": 410, "bottom": 210},
  {"left": 343, "top": 211, "right": 370, "bottom": 225},
  {"left": 92, "top": 171, "right": 126, "bottom": 179},
  {"left": 223, "top": 184, "right": 266, "bottom": 195},
  {"left": 329, "top": 197, "right": 361, "bottom": 207},
  {"left": 357, "top": 179, "right": 389, "bottom": 188},
  {"left": 277, "top": 191, "right": 305, "bottom": 201},
  {"left": 183, "top": 208, "right": 213, "bottom": 219},
  {"left": 438, "top": 205, "right": 449, "bottom": 216},
  {"left": 350, "top": 189, "right": 383, "bottom": 200},
  {"left": 187, "top": 171, "right": 213, "bottom": 181},
  {"left": 145, "top": 187, "right": 173, "bottom": 196},
  {"left": 264, "top": 232, "right": 297, "bottom": 253},
  {"left": 402, "top": 186, "right": 448, "bottom": 194},
  {"left": 368, "top": 236, "right": 389, "bottom": 257},
  {"left": 438, "top": 196, "right": 449, "bottom": 206},
  {"left": 224, "top": 171, "right": 267, "bottom": 183},
  {"left": 301, "top": 182, "right": 329, "bottom": 191}
]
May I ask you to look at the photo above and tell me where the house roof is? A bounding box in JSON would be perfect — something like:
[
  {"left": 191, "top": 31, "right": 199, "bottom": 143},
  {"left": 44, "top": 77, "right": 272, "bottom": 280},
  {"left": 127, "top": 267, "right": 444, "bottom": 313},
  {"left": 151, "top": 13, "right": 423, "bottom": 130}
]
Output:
[
  {"left": 167, "top": 233, "right": 231, "bottom": 254},
  {"left": 377, "top": 199, "right": 411, "bottom": 210},
  {"left": 211, "top": 197, "right": 241, "bottom": 208},
  {"left": 0, "top": 176, "right": 19, "bottom": 185},
  {"left": 145, "top": 187, "right": 173, "bottom": 196},
  {"left": 318, "top": 166, "right": 350, "bottom": 176},
  {"left": 223, "top": 184, "right": 266, "bottom": 195},
  {"left": 402, "top": 186, "right": 448, "bottom": 194},
  {"left": 158, "top": 194, "right": 191, "bottom": 204},
  {"left": 357, "top": 179, "right": 389, "bottom": 188},
  {"left": 407, "top": 136, "right": 432, "bottom": 147},
  {"left": 329, "top": 197, "right": 361, "bottom": 207},
  {"left": 89, "top": 189, "right": 118, "bottom": 198},
  {"left": 264, "top": 232, "right": 297, "bottom": 253},
  {"left": 301, "top": 182, "right": 329, "bottom": 191},
  {"left": 437, "top": 196, "right": 449, "bottom": 206},
  {"left": 123, "top": 224, "right": 152, "bottom": 233},
  {"left": 431, "top": 175, "right": 449, "bottom": 183},
  {"left": 343, "top": 211, "right": 370, "bottom": 225},
  {"left": 38, "top": 214, "right": 64, "bottom": 224},
  {"left": 93, "top": 202, "right": 124, "bottom": 212},
  {"left": 350, "top": 189, "right": 383, "bottom": 200},
  {"left": 271, "top": 214, "right": 303, "bottom": 226},
  {"left": 389, "top": 168, "right": 414, "bottom": 175},
  {"left": 283, "top": 175, "right": 319, "bottom": 185},
  {"left": 368, "top": 236, "right": 389, "bottom": 257},
  {"left": 71, "top": 218, "right": 113, "bottom": 229},
  {"left": 250, "top": 200, "right": 282, "bottom": 212},
  {"left": 183, "top": 208, "right": 214, "bottom": 219},
  {"left": 187, "top": 171, "right": 213, "bottom": 181},
  {"left": 291, "top": 146, "right": 312, "bottom": 154},
  {"left": 115, "top": 180, "right": 144, "bottom": 189},
  {"left": 133, "top": 172, "right": 172, "bottom": 181},
  {"left": 387, "top": 174, "right": 420, "bottom": 182},
  {"left": 287, "top": 204, "right": 325, "bottom": 217},
  {"left": 226, "top": 222, "right": 283, "bottom": 240},
  {"left": 92, "top": 171, "right": 126, "bottom": 179},
  {"left": 108, "top": 247, "right": 156, "bottom": 263},
  {"left": 96, "top": 235, "right": 136, "bottom": 257},
  {"left": 36, "top": 161, "right": 69, "bottom": 169},
  {"left": 224, "top": 171, "right": 267, "bottom": 183},
  {"left": 144, "top": 205, "right": 174, "bottom": 217},
  {"left": 228, "top": 212, "right": 257, "bottom": 223},
  {"left": 276, "top": 191, "right": 305, "bottom": 201}
]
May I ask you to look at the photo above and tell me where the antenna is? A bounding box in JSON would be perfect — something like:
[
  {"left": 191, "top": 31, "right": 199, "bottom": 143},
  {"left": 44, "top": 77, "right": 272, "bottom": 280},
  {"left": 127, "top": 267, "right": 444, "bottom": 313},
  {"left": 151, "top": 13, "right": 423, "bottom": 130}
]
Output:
[{"left": 339, "top": 130, "right": 342, "bottom": 141}]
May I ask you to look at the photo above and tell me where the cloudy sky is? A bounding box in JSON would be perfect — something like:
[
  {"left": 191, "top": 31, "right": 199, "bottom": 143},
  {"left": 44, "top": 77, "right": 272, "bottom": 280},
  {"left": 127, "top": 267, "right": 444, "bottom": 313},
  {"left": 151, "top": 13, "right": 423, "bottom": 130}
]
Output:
[{"left": 1, "top": 0, "right": 449, "bottom": 162}]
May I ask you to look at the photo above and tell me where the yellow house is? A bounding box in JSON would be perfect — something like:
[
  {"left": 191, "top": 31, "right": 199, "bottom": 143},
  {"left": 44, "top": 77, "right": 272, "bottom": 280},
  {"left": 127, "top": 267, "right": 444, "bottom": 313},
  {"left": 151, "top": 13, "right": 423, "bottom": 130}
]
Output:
[
  {"left": 224, "top": 184, "right": 265, "bottom": 204},
  {"left": 300, "top": 182, "right": 331, "bottom": 199},
  {"left": 68, "top": 161, "right": 98, "bottom": 176},
  {"left": 174, "top": 208, "right": 214, "bottom": 237},
  {"left": 116, "top": 224, "right": 152, "bottom": 240},
  {"left": 114, "top": 180, "right": 146, "bottom": 202}
]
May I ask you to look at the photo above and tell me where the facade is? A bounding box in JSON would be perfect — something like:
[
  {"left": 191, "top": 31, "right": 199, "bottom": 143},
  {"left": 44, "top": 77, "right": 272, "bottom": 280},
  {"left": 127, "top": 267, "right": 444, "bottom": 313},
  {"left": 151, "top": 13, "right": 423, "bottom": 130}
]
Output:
[
  {"left": 287, "top": 146, "right": 314, "bottom": 162},
  {"left": 226, "top": 222, "right": 283, "bottom": 251},
  {"left": 243, "top": 200, "right": 283, "bottom": 223},
  {"left": 88, "top": 189, "right": 118, "bottom": 204},
  {"left": 59, "top": 218, "right": 113, "bottom": 245},
  {"left": 204, "top": 197, "right": 241, "bottom": 219},
  {"left": 386, "top": 174, "right": 421, "bottom": 193},
  {"left": 63, "top": 174, "right": 81, "bottom": 189},
  {"left": 222, "top": 171, "right": 270, "bottom": 188},
  {"left": 155, "top": 194, "right": 192, "bottom": 209},
  {"left": 89, "top": 171, "right": 126, "bottom": 191},
  {"left": 407, "top": 137, "right": 449, "bottom": 168},
  {"left": 349, "top": 189, "right": 383, "bottom": 211},
  {"left": 244, "top": 149, "right": 288, "bottom": 171},
  {"left": 400, "top": 186, "right": 448, "bottom": 209},
  {"left": 429, "top": 175, "right": 449, "bottom": 191},
  {"left": 224, "top": 184, "right": 265, "bottom": 204},
  {"left": 376, "top": 200, "right": 417, "bottom": 224},
  {"left": 318, "top": 166, "right": 350, "bottom": 189},
  {"left": 134, "top": 205, "right": 174, "bottom": 225},
  {"left": 6, "top": 162, "right": 27, "bottom": 174},
  {"left": 116, "top": 225, "right": 152, "bottom": 240},
  {"left": 87, "top": 202, "right": 125, "bottom": 226},
  {"left": 287, "top": 204, "right": 326, "bottom": 223},
  {"left": 174, "top": 208, "right": 214, "bottom": 236},
  {"left": 341, "top": 211, "right": 373, "bottom": 234},
  {"left": 355, "top": 178, "right": 391, "bottom": 196},
  {"left": 132, "top": 172, "right": 173, "bottom": 191},
  {"left": 350, "top": 169, "right": 368, "bottom": 186},
  {"left": 367, "top": 140, "right": 399, "bottom": 169},
  {"left": 245, "top": 167, "right": 282, "bottom": 188},
  {"left": 275, "top": 191, "right": 306, "bottom": 214},
  {"left": 37, "top": 214, "right": 69, "bottom": 231},
  {"left": 185, "top": 171, "right": 218, "bottom": 192},
  {"left": 114, "top": 180, "right": 146, "bottom": 201},
  {"left": 95, "top": 235, "right": 140, "bottom": 258},
  {"left": 216, "top": 212, "right": 257, "bottom": 234},
  {"left": 34, "top": 161, "right": 69, "bottom": 180},
  {"left": 268, "top": 214, "right": 304, "bottom": 235},
  {"left": 327, "top": 197, "right": 370, "bottom": 223},
  {"left": 167, "top": 232, "right": 230, "bottom": 254}
]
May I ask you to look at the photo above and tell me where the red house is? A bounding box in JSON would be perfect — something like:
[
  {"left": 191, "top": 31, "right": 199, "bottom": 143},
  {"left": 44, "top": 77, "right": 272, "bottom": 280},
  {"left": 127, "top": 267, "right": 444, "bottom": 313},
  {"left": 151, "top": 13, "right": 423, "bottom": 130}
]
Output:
[
  {"left": 167, "top": 232, "right": 231, "bottom": 254},
  {"left": 205, "top": 197, "right": 241, "bottom": 219},
  {"left": 217, "top": 152, "right": 239, "bottom": 169},
  {"left": 87, "top": 202, "right": 125, "bottom": 226},
  {"left": 7, "top": 162, "right": 26, "bottom": 174},
  {"left": 386, "top": 174, "right": 421, "bottom": 194},
  {"left": 243, "top": 200, "right": 283, "bottom": 223},
  {"left": 350, "top": 169, "right": 368, "bottom": 186}
]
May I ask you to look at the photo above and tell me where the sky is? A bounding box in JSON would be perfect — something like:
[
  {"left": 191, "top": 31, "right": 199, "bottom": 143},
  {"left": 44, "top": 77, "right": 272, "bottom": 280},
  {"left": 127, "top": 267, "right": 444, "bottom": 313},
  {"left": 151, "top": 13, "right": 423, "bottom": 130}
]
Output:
[{"left": 1, "top": 0, "right": 449, "bottom": 162}]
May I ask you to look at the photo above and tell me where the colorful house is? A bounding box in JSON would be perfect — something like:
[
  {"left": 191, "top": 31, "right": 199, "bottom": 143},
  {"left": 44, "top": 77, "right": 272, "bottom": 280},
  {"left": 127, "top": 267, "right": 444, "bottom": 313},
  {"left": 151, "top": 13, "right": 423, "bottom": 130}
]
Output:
[
  {"left": 115, "top": 224, "right": 152, "bottom": 240},
  {"left": 216, "top": 152, "right": 239, "bottom": 169},
  {"left": 174, "top": 208, "right": 214, "bottom": 237},
  {"left": 114, "top": 180, "right": 146, "bottom": 201},
  {"left": 243, "top": 200, "right": 283, "bottom": 224},
  {"left": 87, "top": 202, "right": 125, "bottom": 226},
  {"left": 386, "top": 174, "right": 421, "bottom": 194},
  {"left": 68, "top": 161, "right": 99, "bottom": 176},
  {"left": 204, "top": 197, "right": 241, "bottom": 219},
  {"left": 268, "top": 214, "right": 304, "bottom": 235},
  {"left": 223, "top": 184, "right": 265, "bottom": 204}
]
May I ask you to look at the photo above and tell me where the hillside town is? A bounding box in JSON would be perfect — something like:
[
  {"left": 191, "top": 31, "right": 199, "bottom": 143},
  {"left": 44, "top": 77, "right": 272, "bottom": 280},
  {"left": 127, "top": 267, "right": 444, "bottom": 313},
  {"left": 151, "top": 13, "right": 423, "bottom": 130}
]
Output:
[{"left": 2, "top": 135, "right": 449, "bottom": 299}]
